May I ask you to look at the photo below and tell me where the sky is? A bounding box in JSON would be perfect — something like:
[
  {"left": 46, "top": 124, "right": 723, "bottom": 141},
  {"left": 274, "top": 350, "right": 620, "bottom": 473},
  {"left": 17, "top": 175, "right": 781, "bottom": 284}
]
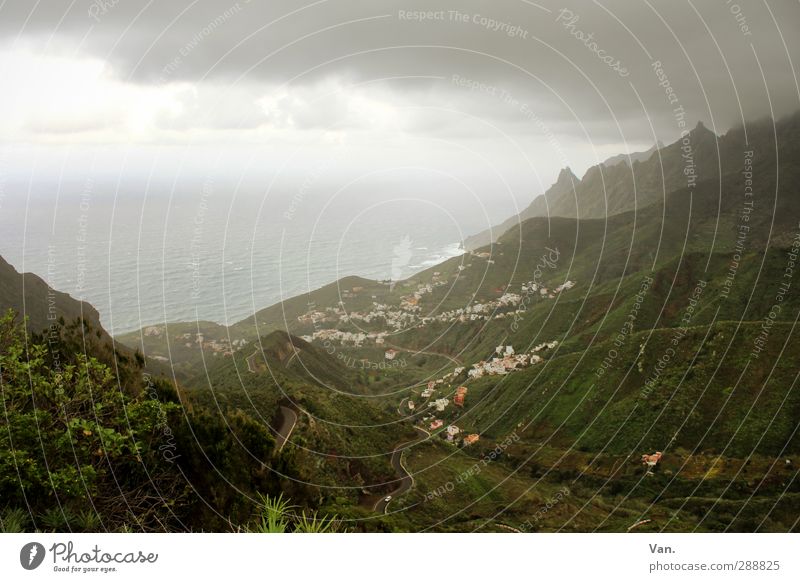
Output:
[{"left": 1, "top": 0, "right": 798, "bottom": 206}]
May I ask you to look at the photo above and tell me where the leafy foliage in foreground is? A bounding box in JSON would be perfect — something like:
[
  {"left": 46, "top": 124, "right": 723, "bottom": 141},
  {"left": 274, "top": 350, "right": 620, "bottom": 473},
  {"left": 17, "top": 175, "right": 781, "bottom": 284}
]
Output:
[
  {"left": 0, "top": 311, "right": 299, "bottom": 532},
  {"left": 0, "top": 310, "right": 187, "bottom": 531}
]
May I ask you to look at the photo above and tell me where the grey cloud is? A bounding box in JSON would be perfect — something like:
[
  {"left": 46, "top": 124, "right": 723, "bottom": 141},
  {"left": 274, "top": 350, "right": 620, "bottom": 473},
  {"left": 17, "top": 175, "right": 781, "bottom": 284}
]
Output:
[{"left": 1, "top": 0, "right": 798, "bottom": 142}]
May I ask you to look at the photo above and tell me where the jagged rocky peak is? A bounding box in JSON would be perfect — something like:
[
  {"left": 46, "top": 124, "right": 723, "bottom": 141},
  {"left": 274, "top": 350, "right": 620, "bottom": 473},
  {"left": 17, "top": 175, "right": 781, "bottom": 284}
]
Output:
[
  {"left": 554, "top": 166, "right": 578, "bottom": 186},
  {"left": 557, "top": 166, "right": 577, "bottom": 180},
  {"left": 602, "top": 142, "right": 663, "bottom": 168},
  {"left": 690, "top": 120, "right": 716, "bottom": 137}
]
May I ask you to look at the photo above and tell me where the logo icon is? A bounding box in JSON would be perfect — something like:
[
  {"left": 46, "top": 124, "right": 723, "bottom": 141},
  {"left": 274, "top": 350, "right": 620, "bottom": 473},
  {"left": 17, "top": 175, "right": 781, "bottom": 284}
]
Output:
[{"left": 20, "top": 542, "right": 46, "bottom": 570}]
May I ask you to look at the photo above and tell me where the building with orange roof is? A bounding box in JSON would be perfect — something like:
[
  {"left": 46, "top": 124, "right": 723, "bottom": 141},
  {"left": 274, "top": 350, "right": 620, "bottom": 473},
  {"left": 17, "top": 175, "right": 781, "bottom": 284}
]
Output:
[{"left": 463, "top": 434, "right": 480, "bottom": 446}]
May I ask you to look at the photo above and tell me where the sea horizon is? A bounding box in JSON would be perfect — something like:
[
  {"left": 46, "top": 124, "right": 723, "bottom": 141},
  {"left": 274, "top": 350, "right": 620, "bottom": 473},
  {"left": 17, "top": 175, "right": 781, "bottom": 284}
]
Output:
[{"left": 0, "top": 184, "right": 492, "bottom": 335}]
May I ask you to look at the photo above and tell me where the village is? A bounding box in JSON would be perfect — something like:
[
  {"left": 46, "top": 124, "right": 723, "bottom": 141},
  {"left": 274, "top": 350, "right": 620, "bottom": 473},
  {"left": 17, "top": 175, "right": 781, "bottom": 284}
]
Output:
[
  {"left": 138, "top": 250, "right": 576, "bottom": 372},
  {"left": 399, "top": 340, "right": 560, "bottom": 448},
  {"left": 298, "top": 264, "right": 576, "bottom": 347},
  {"left": 143, "top": 325, "right": 249, "bottom": 357},
  {"left": 403, "top": 340, "right": 667, "bottom": 475}
]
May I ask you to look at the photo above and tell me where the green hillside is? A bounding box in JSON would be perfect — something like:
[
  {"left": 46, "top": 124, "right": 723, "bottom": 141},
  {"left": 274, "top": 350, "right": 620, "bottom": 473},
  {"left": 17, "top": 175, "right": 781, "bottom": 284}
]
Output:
[
  {"left": 463, "top": 113, "right": 796, "bottom": 249},
  {"left": 85, "top": 112, "right": 800, "bottom": 531},
  {"left": 0, "top": 254, "right": 106, "bottom": 336},
  {"left": 188, "top": 329, "right": 418, "bottom": 503}
]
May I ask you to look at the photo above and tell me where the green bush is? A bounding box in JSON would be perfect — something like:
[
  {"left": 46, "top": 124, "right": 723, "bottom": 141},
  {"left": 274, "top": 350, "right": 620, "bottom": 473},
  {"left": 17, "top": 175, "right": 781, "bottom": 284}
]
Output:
[{"left": 0, "top": 311, "right": 186, "bottom": 531}]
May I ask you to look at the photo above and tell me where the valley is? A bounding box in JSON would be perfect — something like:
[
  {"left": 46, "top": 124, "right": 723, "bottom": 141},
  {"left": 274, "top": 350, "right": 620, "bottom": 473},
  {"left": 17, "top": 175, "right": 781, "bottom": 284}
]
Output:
[{"left": 3, "top": 113, "right": 800, "bottom": 532}]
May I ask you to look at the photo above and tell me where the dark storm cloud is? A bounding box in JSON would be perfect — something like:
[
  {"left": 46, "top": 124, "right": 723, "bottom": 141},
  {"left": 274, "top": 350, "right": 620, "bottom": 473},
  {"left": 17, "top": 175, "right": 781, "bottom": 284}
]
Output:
[{"left": 1, "top": 0, "right": 798, "bottom": 142}]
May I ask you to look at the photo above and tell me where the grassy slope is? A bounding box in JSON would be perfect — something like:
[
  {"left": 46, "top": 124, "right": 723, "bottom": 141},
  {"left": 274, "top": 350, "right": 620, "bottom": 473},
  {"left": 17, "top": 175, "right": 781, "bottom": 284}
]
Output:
[
  {"left": 186, "top": 329, "right": 417, "bottom": 505},
  {"left": 110, "top": 113, "right": 800, "bottom": 531}
]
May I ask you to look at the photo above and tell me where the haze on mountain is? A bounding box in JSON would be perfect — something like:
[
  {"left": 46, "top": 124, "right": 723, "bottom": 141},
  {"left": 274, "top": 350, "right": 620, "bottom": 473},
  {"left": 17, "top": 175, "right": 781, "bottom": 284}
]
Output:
[{"left": 1, "top": 0, "right": 798, "bottom": 212}]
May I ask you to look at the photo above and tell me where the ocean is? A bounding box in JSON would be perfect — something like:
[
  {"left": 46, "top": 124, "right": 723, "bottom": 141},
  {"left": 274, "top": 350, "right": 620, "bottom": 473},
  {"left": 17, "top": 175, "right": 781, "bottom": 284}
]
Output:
[{"left": 0, "top": 176, "right": 516, "bottom": 335}]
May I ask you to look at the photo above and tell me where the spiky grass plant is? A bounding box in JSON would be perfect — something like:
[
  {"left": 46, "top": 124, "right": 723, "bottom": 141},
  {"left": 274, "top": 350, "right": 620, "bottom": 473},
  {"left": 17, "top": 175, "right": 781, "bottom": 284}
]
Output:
[
  {"left": 293, "top": 510, "right": 341, "bottom": 533},
  {"left": 0, "top": 508, "right": 29, "bottom": 533},
  {"left": 248, "top": 493, "right": 295, "bottom": 533}
]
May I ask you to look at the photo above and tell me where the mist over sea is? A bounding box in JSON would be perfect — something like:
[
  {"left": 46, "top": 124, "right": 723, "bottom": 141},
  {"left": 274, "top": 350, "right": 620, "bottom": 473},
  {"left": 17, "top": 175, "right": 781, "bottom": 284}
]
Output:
[{"left": 0, "top": 175, "right": 521, "bottom": 335}]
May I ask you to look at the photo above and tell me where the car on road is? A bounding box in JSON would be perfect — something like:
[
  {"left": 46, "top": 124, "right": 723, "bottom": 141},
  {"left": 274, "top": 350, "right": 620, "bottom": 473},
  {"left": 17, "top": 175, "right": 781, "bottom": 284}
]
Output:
[{"left": 384, "top": 496, "right": 392, "bottom": 503}]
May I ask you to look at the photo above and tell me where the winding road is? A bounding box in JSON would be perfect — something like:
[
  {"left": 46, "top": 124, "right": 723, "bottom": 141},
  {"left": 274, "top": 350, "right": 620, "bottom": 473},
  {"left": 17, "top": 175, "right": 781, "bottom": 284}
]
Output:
[
  {"left": 247, "top": 341, "right": 428, "bottom": 502},
  {"left": 246, "top": 350, "right": 259, "bottom": 373},
  {"left": 245, "top": 352, "right": 299, "bottom": 453},
  {"left": 397, "top": 397, "right": 410, "bottom": 416},
  {"left": 373, "top": 426, "right": 430, "bottom": 513},
  {"left": 274, "top": 406, "right": 298, "bottom": 453}
]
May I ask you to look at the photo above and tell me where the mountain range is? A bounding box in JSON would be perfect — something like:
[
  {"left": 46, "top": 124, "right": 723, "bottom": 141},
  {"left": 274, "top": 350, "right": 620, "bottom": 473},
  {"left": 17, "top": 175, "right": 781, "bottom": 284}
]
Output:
[
  {"left": 2, "top": 112, "right": 799, "bottom": 532},
  {"left": 462, "top": 118, "right": 786, "bottom": 250}
]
